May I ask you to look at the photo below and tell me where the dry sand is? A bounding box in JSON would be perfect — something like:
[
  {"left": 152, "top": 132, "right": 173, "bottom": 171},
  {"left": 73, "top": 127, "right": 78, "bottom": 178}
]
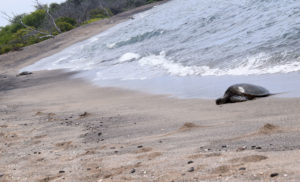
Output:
[{"left": 1, "top": 1, "right": 300, "bottom": 181}]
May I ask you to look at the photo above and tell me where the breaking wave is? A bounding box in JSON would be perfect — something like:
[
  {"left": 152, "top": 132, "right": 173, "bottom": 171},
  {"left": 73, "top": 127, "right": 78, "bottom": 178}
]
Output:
[{"left": 23, "top": 0, "right": 300, "bottom": 80}]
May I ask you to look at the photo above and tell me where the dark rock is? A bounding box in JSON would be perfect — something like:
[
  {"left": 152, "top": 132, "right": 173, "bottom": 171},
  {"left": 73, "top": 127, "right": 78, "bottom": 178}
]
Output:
[
  {"left": 239, "top": 167, "right": 246, "bottom": 170},
  {"left": 236, "top": 146, "right": 247, "bottom": 151},
  {"left": 17, "top": 71, "right": 32, "bottom": 76},
  {"left": 187, "top": 161, "right": 194, "bottom": 164},
  {"left": 222, "top": 145, "right": 227, "bottom": 148},
  {"left": 256, "top": 146, "right": 262, "bottom": 149},
  {"left": 80, "top": 112, "right": 88, "bottom": 117},
  {"left": 59, "top": 170, "right": 65, "bottom": 173},
  {"left": 98, "top": 132, "right": 102, "bottom": 136},
  {"left": 270, "top": 173, "right": 279, "bottom": 177},
  {"left": 130, "top": 168, "right": 136, "bottom": 173},
  {"left": 87, "top": 168, "right": 91, "bottom": 171},
  {"left": 137, "top": 145, "right": 143, "bottom": 148},
  {"left": 251, "top": 146, "right": 256, "bottom": 149},
  {"left": 0, "top": 174, "right": 3, "bottom": 178},
  {"left": 188, "top": 167, "right": 194, "bottom": 172}
]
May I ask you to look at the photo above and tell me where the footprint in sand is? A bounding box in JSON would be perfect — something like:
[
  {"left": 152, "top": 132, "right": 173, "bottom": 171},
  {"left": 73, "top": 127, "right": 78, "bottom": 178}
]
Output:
[
  {"left": 257, "top": 123, "right": 280, "bottom": 135},
  {"left": 229, "top": 155, "right": 268, "bottom": 163},
  {"left": 134, "top": 147, "right": 152, "bottom": 154},
  {"left": 227, "top": 123, "right": 282, "bottom": 141},
  {"left": 178, "top": 122, "right": 200, "bottom": 132},
  {"left": 39, "top": 175, "right": 62, "bottom": 182},
  {"left": 136, "top": 152, "right": 162, "bottom": 160},
  {"left": 165, "top": 122, "right": 201, "bottom": 136},
  {"left": 188, "top": 153, "right": 222, "bottom": 159},
  {"left": 32, "top": 134, "right": 47, "bottom": 139},
  {"left": 211, "top": 165, "right": 231, "bottom": 174},
  {"left": 55, "top": 141, "right": 75, "bottom": 150}
]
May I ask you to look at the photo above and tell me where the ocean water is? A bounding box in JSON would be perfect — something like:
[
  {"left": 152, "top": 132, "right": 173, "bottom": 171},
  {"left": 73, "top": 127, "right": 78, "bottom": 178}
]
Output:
[{"left": 23, "top": 0, "right": 300, "bottom": 98}]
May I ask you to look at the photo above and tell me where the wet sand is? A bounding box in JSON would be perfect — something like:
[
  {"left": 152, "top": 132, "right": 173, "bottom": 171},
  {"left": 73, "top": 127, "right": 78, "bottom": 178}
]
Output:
[
  {"left": 1, "top": 1, "right": 300, "bottom": 181},
  {"left": 93, "top": 72, "right": 300, "bottom": 99}
]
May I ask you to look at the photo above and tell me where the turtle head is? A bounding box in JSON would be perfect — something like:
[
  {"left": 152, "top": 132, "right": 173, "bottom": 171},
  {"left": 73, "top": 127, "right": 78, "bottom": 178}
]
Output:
[{"left": 216, "top": 97, "right": 228, "bottom": 105}]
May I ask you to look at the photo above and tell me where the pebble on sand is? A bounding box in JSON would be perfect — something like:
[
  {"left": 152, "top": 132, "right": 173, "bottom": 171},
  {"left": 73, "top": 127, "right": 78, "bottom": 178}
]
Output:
[
  {"left": 187, "top": 161, "right": 194, "bottom": 164},
  {"left": 270, "top": 173, "right": 279, "bottom": 177},
  {"left": 130, "top": 168, "right": 136, "bottom": 173},
  {"left": 188, "top": 167, "right": 194, "bottom": 172}
]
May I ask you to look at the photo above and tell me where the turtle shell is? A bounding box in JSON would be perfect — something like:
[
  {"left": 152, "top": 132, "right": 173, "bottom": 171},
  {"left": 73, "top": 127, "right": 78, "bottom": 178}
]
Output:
[{"left": 226, "top": 83, "right": 270, "bottom": 97}]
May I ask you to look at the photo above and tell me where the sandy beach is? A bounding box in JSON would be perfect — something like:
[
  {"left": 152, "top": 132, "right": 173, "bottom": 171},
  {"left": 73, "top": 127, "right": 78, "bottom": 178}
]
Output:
[{"left": 1, "top": 1, "right": 300, "bottom": 181}]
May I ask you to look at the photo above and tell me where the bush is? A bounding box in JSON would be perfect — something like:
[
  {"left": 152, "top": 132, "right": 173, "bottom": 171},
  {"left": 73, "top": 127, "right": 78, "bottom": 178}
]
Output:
[
  {"left": 0, "top": 44, "right": 12, "bottom": 54},
  {"left": 49, "top": 3, "right": 60, "bottom": 13},
  {"left": 82, "top": 18, "right": 102, "bottom": 25},
  {"left": 9, "top": 28, "right": 42, "bottom": 49},
  {"left": 22, "top": 9, "right": 46, "bottom": 28},
  {"left": 88, "top": 8, "right": 113, "bottom": 19},
  {"left": 56, "top": 22, "right": 74, "bottom": 32},
  {"left": 0, "top": 28, "right": 13, "bottom": 44},
  {"left": 55, "top": 17, "right": 77, "bottom": 26}
]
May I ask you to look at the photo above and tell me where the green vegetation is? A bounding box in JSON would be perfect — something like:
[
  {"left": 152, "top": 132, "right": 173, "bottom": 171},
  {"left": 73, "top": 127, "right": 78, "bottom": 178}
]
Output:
[
  {"left": 0, "top": 0, "right": 163, "bottom": 55},
  {"left": 22, "top": 9, "right": 46, "bottom": 28},
  {"left": 89, "top": 8, "right": 113, "bottom": 19},
  {"left": 55, "top": 17, "right": 76, "bottom": 32},
  {"left": 0, "top": 9, "right": 49, "bottom": 54},
  {"left": 83, "top": 18, "right": 102, "bottom": 25}
]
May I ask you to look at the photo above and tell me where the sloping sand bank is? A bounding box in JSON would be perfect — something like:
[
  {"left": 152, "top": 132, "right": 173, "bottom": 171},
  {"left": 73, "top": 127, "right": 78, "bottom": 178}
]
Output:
[{"left": 1, "top": 1, "right": 300, "bottom": 181}]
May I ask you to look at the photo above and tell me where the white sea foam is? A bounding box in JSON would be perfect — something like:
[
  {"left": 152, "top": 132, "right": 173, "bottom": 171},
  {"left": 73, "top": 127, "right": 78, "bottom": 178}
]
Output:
[
  {"left": 137, "top": 51, "right": 300, "bottom": 77},
  {"left": 138, "top": 51, "right": 208, "bottom": 76},
  {"left": 119, "top": 52, "right": 141, "bottom": 63},
  {"left": 106, "top": 43, "right": 116, "bottom": 49}
]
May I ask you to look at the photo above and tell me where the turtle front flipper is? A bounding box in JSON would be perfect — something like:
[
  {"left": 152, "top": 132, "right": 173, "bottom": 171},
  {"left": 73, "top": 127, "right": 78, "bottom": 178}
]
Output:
[{"left": 229, "top": 96, "right": 248, "bottom": 103}]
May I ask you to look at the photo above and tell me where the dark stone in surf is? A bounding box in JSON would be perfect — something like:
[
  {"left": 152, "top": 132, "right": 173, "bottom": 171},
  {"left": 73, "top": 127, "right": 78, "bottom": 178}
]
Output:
[{"left": 17, "top": 71, "right": 32, "bottom": 76}]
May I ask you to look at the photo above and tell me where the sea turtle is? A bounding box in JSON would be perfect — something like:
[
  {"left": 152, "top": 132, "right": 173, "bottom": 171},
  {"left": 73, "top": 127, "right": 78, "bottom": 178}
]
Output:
[{"left": 216, "top": 83, "right": 271, "bottom": 105}]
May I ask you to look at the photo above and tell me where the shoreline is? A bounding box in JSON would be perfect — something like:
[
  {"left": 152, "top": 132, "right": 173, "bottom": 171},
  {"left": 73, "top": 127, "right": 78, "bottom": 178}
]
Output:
[
  {"left": 1, "top": 1, "right": 300, "bottom": 181},
  {"left": 88, "top": 72, "right": 300, "bottom": 99}
]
